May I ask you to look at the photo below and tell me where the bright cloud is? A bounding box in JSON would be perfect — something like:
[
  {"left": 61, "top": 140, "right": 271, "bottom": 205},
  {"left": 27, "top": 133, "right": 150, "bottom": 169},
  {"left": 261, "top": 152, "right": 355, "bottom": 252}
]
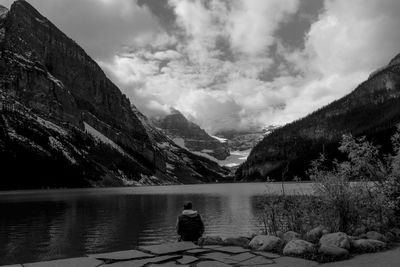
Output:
[
  {"left": 102, "top": 0, "right": 303, "bottom": 133},
  {"left": 275, "top": 0, "right": 400, "bottom": 124},
  {"left": 227, "top": 0, "right": 299, "bottom": 57},
  {"left": 3, "top": 0, "right": 399, "bottom": 134},
  {"left": 82, "top": 0, "right": 400, "bottom": 133}
]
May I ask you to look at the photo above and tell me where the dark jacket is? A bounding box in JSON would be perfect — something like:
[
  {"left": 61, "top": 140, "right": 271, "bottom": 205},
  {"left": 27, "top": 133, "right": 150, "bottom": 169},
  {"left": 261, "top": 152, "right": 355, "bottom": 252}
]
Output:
[{"left": 176, "top": 210, "right": 204, "bottom": 242}]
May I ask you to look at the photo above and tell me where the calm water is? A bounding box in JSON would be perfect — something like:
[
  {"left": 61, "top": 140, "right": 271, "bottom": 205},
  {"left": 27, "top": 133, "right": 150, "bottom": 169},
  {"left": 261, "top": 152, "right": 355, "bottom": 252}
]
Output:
[{"left": 0, "top": 183, "right": 313, "bottom": 265}]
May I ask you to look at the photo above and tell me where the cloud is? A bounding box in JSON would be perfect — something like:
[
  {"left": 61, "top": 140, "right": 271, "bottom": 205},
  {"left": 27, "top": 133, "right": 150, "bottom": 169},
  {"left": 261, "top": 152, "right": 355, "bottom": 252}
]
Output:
[
  {"left": 4, "top": 0, "right": 400, "bottom": 134},
  {"left": 274, "top": 0, "right": 400, "bottom": 124},
  {"left": 102, "top": 0, "right": 302, "bottom": 133},
  {"left": 302, "top": 0, "right": 400, "bottom": 75},
  {"left": 227, "top": 0, "right": 299, "bottom": 57},
  {"left": 106, "top": 0, "right": 400, "bottom": 133},
  {"left": 0, "top": 0, "right": 161, "bottom": 61}
]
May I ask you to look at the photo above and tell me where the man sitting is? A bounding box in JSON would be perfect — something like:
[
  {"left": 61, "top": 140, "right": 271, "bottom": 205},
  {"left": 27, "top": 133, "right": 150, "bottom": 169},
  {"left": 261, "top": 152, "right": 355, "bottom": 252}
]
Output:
[{"left": 176, "top": 202, "right": 204, "bottom": 242}]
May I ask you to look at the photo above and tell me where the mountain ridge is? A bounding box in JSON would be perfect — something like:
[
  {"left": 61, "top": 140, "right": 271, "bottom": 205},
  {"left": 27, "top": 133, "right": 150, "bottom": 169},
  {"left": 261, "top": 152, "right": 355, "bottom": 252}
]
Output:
[
  {"left": 237, "top": 52, "right": 400, "bottom": 181},
  {"left": 0, "top": 0, "right": 230, "bottom": 189}
]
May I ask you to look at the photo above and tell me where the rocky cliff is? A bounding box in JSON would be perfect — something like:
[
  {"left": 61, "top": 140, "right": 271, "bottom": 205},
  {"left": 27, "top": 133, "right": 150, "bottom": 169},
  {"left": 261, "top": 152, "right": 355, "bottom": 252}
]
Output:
[
  {"left": 154, "top": 109, "right": 230, "bottom": 160},
  {"left": 237, "top": 53, "right": 400, "bottom": 181},
  {"left": 0, "top": 0, "right": 229, "bottom": 189}
]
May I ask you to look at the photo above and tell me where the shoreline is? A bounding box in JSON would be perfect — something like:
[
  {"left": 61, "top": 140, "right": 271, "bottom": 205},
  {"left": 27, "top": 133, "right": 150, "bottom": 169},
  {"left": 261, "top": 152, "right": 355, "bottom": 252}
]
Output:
[{"left": 0, "top": 181, "right": 316, "bottom": 194}]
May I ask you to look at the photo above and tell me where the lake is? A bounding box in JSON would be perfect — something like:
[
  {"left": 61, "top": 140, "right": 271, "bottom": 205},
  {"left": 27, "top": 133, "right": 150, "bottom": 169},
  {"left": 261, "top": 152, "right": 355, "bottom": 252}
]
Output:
[{"left": 0, "top": 183, "right": 313, "bottom": 265}]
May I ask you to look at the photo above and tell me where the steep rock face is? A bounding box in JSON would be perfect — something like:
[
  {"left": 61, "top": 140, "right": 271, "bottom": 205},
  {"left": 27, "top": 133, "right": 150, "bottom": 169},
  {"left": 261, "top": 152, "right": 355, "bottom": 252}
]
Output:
[
  {"left": 1, "top": 0, "right": 154, "bottom": 159},
  {"left": 0, "top": 0, "right": 229, "bottom": 189},
  {"left": 154, "top": 109, "right": 230, "bottom": 160},
  {"left": 237, "top": 53, "right": 400, "bottom": 181}
]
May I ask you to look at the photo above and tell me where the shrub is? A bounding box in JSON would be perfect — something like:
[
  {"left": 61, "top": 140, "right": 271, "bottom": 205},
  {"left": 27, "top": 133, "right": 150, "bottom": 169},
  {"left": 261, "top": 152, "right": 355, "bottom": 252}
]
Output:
[
  {"left": 309, "top": 130, "right": 400, "bottom": 233},
  {"left": 256, "top": 193, "right": 322, "bottom": 235},
  {"left": 256, "top": 126, "right": 400, "bottom": 236}
]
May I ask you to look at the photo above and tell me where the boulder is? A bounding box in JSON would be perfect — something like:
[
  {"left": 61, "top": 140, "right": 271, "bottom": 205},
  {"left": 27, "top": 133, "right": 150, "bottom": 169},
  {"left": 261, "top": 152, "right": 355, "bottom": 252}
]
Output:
[
  {"left": 249, "top": 235, "right": 284, "bottom": 252},
  {"left": 283, "top": 231, "right": 301, "bottom": 243},
  {"left": 223, "top": 237, "right": 250, "bottom": 247},
  {"left": 363, "top": 231, "right": 387, "bottom": 242},
  {"left": 351, "top": 239, "right": 386, "bottom": 252},
  {"left": 198, "top": 236, "right": 224, "bottom": 246},
  {"left": 306, "top": 226, "right": 329, "bottom": 243},
  {"left": 283, "top": 239, "right": 315, "bottom": 256},
  {"left": 319, "top": 232, "right": 350, "bottom": 250},
  {"left": 318, "top": 245, "right": 349, "bottom": 258}
]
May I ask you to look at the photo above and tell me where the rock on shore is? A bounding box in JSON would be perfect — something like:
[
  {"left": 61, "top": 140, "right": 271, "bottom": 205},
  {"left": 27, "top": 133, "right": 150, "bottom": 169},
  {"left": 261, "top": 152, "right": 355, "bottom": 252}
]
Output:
[
  {"left": 249, "top": 235, "right": 284, "bottom": 252},
  {"left": 283, "top": 239, "right": 315, "bottom": 256}
]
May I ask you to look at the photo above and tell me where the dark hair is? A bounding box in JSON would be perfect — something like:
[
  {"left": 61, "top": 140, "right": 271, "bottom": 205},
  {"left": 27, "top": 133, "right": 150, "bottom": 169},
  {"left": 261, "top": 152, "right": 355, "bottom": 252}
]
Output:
[{"left": 183, "top": 202, "right": 192, "bottom": 210}]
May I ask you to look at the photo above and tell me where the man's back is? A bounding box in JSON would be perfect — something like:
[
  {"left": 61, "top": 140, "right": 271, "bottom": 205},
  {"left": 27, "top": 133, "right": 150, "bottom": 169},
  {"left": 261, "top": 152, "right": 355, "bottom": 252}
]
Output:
[{"left": 177, "top": 209, "right": 204, "bottom": 242}]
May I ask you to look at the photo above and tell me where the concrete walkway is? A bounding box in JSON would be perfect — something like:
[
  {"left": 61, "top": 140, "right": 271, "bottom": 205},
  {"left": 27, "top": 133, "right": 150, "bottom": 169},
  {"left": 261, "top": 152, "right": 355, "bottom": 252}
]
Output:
[{"left": 2, "top": 242, "right": 399, "bottom": 267}]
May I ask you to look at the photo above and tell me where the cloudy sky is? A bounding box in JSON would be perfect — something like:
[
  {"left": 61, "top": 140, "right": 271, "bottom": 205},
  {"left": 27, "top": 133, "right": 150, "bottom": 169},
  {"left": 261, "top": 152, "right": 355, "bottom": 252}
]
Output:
[{"left": 1, "top": 0, "right": 400, "bottom": 133}]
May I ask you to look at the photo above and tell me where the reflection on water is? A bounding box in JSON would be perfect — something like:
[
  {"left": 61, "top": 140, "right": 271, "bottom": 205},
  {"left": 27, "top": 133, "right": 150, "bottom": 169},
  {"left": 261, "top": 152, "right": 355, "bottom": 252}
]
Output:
[{"left": 0, "top": 183, "right": 313, "bottom": 265}]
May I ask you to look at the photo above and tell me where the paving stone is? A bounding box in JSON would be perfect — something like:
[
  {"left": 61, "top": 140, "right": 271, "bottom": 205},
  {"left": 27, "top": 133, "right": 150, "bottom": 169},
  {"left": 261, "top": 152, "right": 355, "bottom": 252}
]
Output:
[
  {"left": 200, "top": 252, "right": 238, "bottom": 264},
  {"left": 88, "top": 249, "right": 153, "bottom": 260},
  {"left": 274, "top": 256, "right": 319, "bottom": 267},
  {"left": 106, "top": 255, "right": 182, "bottom": 267},
  {"left": 185, "top": 248, "right": 210, "bottom": 255},
  {"left": 24, "top": 257, "right": 103, "bottom": 267},
  {"left": 201, "top": 245, "right": 223, "bottom": 249},
  {"left": 140, "top": 242, "right": 198, "bottom": 255},
  {"left": 227, "top": 252, "right": 256, "bottom": 262},
  {"left": 214, "top": 246, "right": 250, "bottom": 254},
  {"left": 177, "top": 255, "right": 198, "bottom": 265},
  {"left": 196, "top": 261, "right": 232, "bottom": 267},
  {"left": 238, "top": 256, "right": 274, "bottom": 266},
  {"left": 260, "top": 265, "right": 288, "bottom": 267},
  {"left": 253, "top": 251, "right": 281, "bottom": 259},
  {"left": 150, "top": 263, "right": 189, "bottom": 267}
]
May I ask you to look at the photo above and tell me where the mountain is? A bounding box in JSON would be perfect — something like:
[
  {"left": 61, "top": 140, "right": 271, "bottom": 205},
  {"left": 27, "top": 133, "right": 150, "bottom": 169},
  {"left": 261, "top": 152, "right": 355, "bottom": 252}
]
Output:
[
  {"left": 0, "top": 0, "right": 229, "bottom": 189},
  {"left": 153, "top": 109, "right": 230, "bottom": 160},
  {"left": 134, "top": 110, "right": 230, "bottom": 183},
  {"left": 237, "top": 53, "right": 400, "bottom": 181},
  {"left": 216, "top": 125, "right": 280, "bottom": 152}
]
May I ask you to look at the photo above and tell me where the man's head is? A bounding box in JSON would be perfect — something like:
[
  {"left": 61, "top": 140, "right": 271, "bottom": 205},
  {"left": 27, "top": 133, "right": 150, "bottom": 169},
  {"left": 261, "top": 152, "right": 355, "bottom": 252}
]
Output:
[{"left": 183, "top": 202, "right": 192, "bottom": 210}]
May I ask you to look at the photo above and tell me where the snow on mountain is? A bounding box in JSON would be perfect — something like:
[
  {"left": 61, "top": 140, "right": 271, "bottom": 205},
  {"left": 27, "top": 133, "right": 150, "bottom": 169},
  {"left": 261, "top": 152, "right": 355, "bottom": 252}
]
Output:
[{"left": 84, "top": 122, "right": 126, "bottom": 156}]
